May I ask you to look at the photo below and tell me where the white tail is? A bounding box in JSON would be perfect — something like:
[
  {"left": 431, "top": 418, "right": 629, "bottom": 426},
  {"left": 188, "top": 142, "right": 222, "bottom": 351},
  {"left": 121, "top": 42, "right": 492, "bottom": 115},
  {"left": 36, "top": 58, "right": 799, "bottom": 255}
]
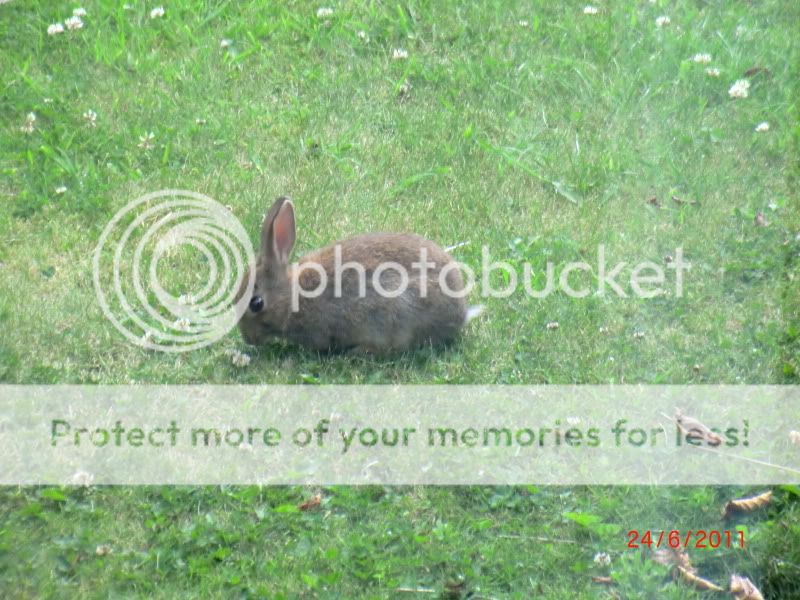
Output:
[{"left": 465, "top": 305, "right": 485, "bottom": 324}]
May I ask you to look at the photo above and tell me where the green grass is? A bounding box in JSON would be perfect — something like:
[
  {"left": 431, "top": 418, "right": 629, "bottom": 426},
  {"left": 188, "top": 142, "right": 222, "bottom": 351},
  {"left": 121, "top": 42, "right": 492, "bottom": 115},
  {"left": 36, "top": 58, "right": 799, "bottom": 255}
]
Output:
[{"left": 1, "top": 0, "right": 799, "bottom": 597}]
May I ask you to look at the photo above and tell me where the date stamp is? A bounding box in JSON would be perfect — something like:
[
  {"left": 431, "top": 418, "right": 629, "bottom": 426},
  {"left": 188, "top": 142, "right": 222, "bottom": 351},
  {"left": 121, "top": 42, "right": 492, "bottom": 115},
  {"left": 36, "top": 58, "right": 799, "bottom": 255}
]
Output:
[{"left": 627, "top": 530, "right": 745, "bottom": 550}]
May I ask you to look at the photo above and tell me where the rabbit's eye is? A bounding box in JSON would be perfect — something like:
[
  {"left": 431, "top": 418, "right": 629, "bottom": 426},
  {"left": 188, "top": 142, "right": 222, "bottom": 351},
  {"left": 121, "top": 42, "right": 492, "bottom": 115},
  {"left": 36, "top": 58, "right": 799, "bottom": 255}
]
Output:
[{"left": 249, "top": 296, "right": 264, "bottom": 313}]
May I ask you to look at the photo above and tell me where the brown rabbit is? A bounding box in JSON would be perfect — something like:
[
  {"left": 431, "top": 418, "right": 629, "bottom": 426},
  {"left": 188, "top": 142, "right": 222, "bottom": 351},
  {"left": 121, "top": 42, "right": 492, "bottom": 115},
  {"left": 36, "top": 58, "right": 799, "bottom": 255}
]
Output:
[{"left": 237, "top": 197, "right": 481, "bottom": 353}]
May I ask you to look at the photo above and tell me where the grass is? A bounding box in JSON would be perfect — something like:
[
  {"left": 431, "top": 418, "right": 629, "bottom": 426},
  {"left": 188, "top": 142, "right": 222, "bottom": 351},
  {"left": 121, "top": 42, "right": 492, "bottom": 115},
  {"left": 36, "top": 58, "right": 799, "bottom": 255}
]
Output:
[{"left": 1, "top": 0, "right": 799, "bottom": 597}]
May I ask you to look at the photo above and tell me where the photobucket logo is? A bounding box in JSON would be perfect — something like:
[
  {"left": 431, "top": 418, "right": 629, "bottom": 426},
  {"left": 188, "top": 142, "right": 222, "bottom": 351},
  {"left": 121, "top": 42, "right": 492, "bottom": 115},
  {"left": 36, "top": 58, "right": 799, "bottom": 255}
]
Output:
[
  {"left": 289, "top": 245, "right": 689, "bottom": 310},
  {"left": 93, "top": 190, "right": 255, "bottom": 352}
]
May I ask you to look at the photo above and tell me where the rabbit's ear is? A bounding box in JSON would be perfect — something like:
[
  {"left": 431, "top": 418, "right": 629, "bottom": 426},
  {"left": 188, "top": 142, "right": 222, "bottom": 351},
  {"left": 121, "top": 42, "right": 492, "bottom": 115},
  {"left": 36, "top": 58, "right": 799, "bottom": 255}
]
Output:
[{"left": 260, "top": 197, "right": 295, "bottom": 264}]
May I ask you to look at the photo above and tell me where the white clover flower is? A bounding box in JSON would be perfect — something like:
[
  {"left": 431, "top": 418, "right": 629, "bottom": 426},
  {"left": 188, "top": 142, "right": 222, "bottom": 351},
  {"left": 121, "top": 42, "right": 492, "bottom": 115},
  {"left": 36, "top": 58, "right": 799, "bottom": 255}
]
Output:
[
  {"left": 735, "top": 24, "right": 746, "bottom": 38},
  {"left": 220, "top": 38, "right": 232, "bottom": 48},
  {"left": 546, "top": 321, "right": 559, "bottom": 330},
  {"left": 47, "top": 23, "right": 65, "bottom": 35},
  {"left": 633, "top": 330, "right": 645, "bottom": 339},
  {"left": 357, "top": 30, "right": 368, "bottom": 40},
  {"left": 138, "top": 131, "right": 155, "bottom": 150},
  {"left": 583, "top": 6, "right": 599, "bottom": 15},
  {"left": 20, "top": 112, "right": 36, "bottom": 134},
  {"left": 83, "top": 109, "right": 97, "bottom": 127},
  {"left": 230, "top": 350, "right": 251, "bottom": 367},
  {"left": 754, "top": 122, "right": 769, "bottom": 133},
  {"left": 728, "top": 79, "right": 750, "bottom": 99},
  {"left": 71, "top": 470, "right": 94, "bottom": 486},
  {"left": 518, "top": 20, "right": 529, "bottom": 27},
  {"left": 65, "top": 15, "right": 83, "bottom": 30},
  {"left": 392, "top": 48, "right": 408, "bottom": 60},
  {"left": 594, "top": 552, "right": 612, "bottom": 566},
  {"left": 691, "top": 53, "right": 712, "bottom": 64},
  {"left": 655, "top": 15, "right": 671, "bottom": 27},
  {"left": 55, "top": 186, "right": 67, "bottom": 194},
  {"left": 73, "top": 7, "right": 87, "bottom": 17},
  {"left": 705, "top": 67, "right": 721, "bottom": 77},
  {"left": 316, "top": 7, "right": 333, "bottom": 18},
  {"left": 150, "top": 6, "right": 165, "bottom": 19},
  {"left": 44, "top": 97, "right": 53, "bottom": 103},
  {"left": 173, "top": 317, "right": 191, "bottom": 331}
]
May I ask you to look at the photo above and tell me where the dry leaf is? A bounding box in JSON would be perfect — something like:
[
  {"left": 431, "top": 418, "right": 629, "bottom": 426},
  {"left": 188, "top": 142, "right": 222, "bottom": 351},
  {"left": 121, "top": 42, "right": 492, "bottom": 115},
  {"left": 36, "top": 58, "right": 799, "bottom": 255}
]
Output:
[
  {"left": 754, "top": 212, "right": 768, "bottom": 227},
  {"left": 442, "top": 578, "right": 468, "bottom": 599},
  {"left": 743, "top": 66, "right": 771, "bottom": 78},
  {"left": 298, "top": 493, "right": 322, "bottom": 511},
  {"left": 652, "top": 549, "right": 725, "bottom": 594},
  {"left": 672, "top": 195, "right": 699, "bottom": 206},
  {"left": 591, "top": 576, "right": 614, "bottom": 585},
  {"left": 722, "top": 490, "right": 772, "bottom": 518},
  {"left": 676, "top": 566, "right": 725, "bottom": 592},
  {"left": 648, "top": 196, "right": 661, "bottom": 208},
  {"left": 730, "top": 574, "right": 764, "bottom": 600},
  {"left": 652, "top": 547, "right": 694, "bottom": 572},
  {"left": 652, "top": 548, "right": 676, "bottom": 567},
  {"left": 675, "top": 409, "right": 723, "bottom": 446}
]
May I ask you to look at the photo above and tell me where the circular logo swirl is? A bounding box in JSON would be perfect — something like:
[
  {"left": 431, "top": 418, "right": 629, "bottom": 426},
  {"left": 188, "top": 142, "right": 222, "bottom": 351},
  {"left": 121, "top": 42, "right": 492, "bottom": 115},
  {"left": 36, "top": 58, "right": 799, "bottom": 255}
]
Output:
[{"left": 93, "top": 190, "right": 255, "bottom": 352}]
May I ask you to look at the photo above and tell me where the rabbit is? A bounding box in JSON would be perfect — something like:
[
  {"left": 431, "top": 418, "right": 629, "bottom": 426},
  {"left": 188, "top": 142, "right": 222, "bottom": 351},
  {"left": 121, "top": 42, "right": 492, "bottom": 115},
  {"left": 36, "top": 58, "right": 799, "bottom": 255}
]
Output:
[{"left": 237, "top": 197, "right": 482, "bottom": 354}]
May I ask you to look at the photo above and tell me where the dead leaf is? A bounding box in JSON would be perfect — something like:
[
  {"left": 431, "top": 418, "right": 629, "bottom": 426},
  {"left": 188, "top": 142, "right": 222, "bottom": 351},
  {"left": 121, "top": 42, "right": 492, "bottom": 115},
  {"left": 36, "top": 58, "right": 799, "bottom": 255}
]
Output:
[
  {"left": 754, "top": 212, "right": 768, "bottom": 227},
  {"left": 653, "top": 547, "right": 693, "bottom": 572},
  {"left": 722, "top": 490, "right": 772, "bottom": 519},
  {"left": 442, "top": 578, "right": 468, "bottom": 599},
  {"left": 743, "top": 66, "right": 771, "bottom": 78},
  {"left": 676, "top": 566, "right": 725, "bottom": 592},
  {"left": 397, "top": 80, "right": 413, "bottom": 100},
  {"left": 298, "top": 493, "right": 322, "bottom": 511},
  {"left": 730, "top": 574, "right": 764, "bottom": 600},
  {"left": 675, "top": 409, "right": 723, "bottom": 446},
  {"left": 648, "top": 196, "right": 661, "bottom": 208},
  {"left": 591, "top": 576, "right": 614, "bottom": 585}
]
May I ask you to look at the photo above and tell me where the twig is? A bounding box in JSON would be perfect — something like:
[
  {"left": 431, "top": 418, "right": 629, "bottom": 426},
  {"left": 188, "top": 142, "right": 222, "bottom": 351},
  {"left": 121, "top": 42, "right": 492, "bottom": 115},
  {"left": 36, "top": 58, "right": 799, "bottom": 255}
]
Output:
[
  {"left": 497, "top": 534, "right": 578, "bottom": 544},
  {"left": 444, "top": 240, "right": 471, "bottom": 252}
]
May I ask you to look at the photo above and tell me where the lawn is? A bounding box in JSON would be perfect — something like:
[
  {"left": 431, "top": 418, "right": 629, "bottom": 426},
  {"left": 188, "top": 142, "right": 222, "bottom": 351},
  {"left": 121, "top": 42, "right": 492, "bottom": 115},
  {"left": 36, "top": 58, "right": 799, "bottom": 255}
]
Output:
[{"left": 1, "top": 0, "right": 799, "bottom": 598}]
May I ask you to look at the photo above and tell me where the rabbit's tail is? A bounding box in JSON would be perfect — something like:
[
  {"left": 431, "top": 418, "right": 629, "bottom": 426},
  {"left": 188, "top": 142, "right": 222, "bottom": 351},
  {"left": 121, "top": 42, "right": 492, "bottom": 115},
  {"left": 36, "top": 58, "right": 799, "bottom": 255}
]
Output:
[{"left": 465, "top": 305, "right": 485, "bottom": 324}]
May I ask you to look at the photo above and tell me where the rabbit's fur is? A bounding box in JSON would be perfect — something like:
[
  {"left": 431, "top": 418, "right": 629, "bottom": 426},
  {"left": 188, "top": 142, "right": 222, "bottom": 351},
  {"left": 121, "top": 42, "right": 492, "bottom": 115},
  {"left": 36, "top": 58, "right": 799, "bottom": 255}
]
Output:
[{"left": 237, "top": 197, "right": 472, "bottom": 353}]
